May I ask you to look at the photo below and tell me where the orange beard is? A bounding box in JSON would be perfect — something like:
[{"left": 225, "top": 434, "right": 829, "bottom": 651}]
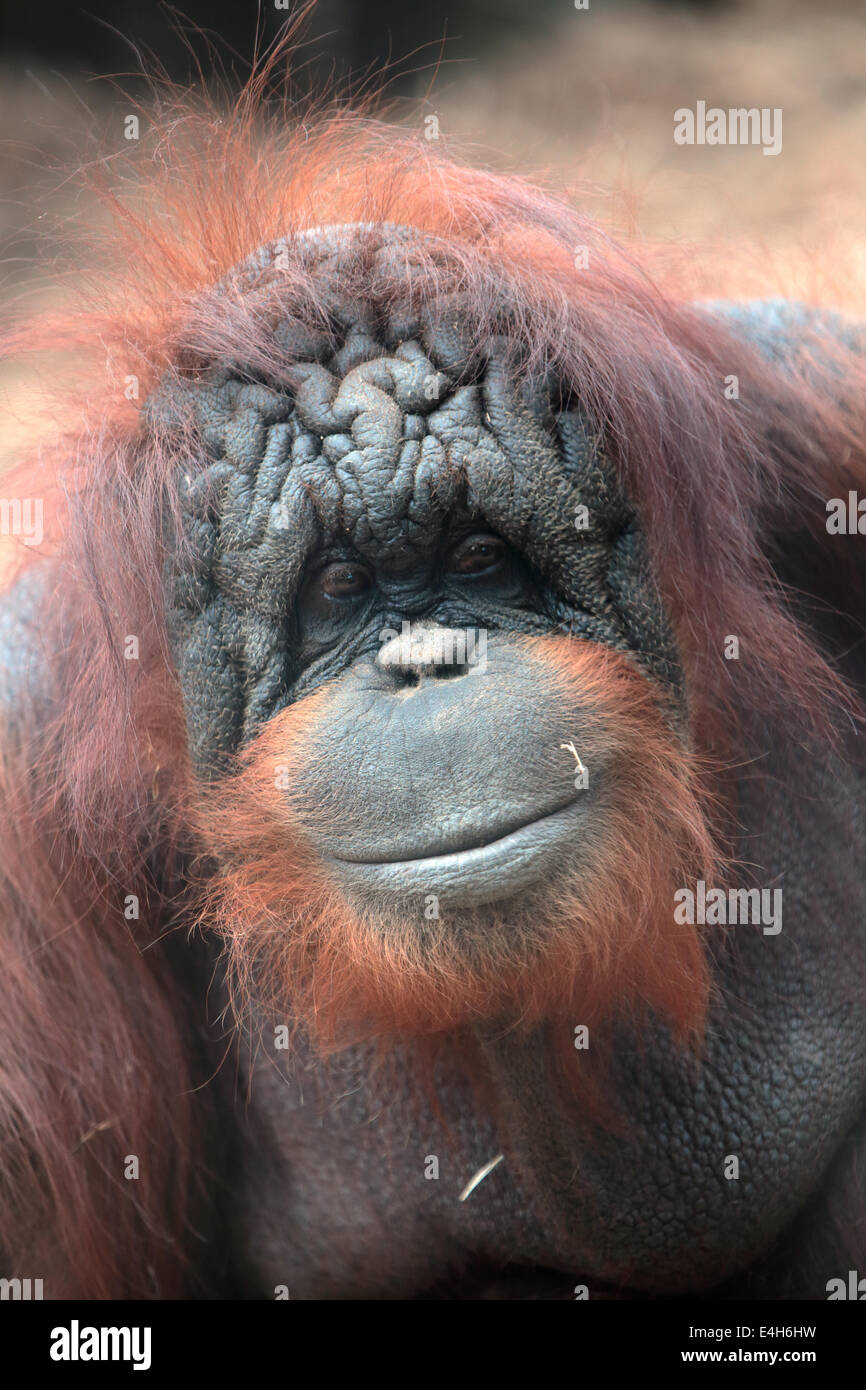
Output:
[{"left": 192, "top": 638, "right": 717, "bottom": 1055}]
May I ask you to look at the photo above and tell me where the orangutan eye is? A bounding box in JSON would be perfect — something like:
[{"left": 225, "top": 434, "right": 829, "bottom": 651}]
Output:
[
  {"left": 448, "top": 534, "right": 507, "bottom": 577},
  {"left": 317, "top": 562, "right": 374, "bottom": 600}
]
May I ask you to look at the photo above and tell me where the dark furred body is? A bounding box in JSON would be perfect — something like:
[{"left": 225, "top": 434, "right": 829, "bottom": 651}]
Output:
[
  {"left": 1, "top": 98, "right": 865, "bottom": 1298},
  {"left": 227, "top": 718, "right": 866, "bottom": 1299},
  {"left": 204, "top": 288, "right": 866, "bottom": 1300}
]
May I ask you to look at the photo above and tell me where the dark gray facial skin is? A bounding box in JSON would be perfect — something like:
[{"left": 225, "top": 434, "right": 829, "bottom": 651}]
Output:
[
  {"left": 155, "top": 268, "right": 866, "bottom": 1297},
  {"left": 156, "top": 227, "right": 685, "bottom": 787},
  {"left": 158, "top": 223, "right": 689, "bottom": 957},
  {"left": 288, "top": 626, "right": 600, "bottom": 909}
]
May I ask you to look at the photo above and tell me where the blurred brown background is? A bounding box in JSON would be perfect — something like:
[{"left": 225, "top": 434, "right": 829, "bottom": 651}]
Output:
[{"left": 2, "top": 0, "right": 865, "bottom": 461}]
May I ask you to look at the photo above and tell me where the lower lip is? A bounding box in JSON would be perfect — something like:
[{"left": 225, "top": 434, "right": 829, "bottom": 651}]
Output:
[{"left": 326, "top": 801, "right": 584, "bottom": 907}]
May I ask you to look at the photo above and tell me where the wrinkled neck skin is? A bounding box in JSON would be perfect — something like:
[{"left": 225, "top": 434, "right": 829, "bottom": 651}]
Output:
[{"left": 230, "top": 726, "right": 866, "bottom": 1300}]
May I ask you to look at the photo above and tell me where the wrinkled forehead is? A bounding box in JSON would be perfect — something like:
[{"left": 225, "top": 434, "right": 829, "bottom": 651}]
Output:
[{"left": 146, "top": 223, "right": 628, "bottom": 597}]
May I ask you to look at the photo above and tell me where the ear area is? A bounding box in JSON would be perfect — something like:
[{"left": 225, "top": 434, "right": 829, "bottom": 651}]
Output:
[
  {"left": 0, "top": 566, "right": 53, "bottom": 721},
  {"left": 695, "top": 297, "right": 866, "bottom": 694},
  {"left": 695, "top": 297, "right": 866, "bottom": 370}
]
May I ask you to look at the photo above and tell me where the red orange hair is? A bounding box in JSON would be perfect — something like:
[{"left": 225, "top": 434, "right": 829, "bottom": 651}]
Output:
[{"left": 0, "top": 28, "right": 864, "bottom": 1296}]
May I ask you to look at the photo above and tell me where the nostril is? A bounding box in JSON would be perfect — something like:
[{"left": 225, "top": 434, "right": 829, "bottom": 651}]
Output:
[
  {"left": 377, "top": 624, "right": 478, "bottom": 687},
  {"left": 388, "top": 662, "right": 466, "bottom": 690}
]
